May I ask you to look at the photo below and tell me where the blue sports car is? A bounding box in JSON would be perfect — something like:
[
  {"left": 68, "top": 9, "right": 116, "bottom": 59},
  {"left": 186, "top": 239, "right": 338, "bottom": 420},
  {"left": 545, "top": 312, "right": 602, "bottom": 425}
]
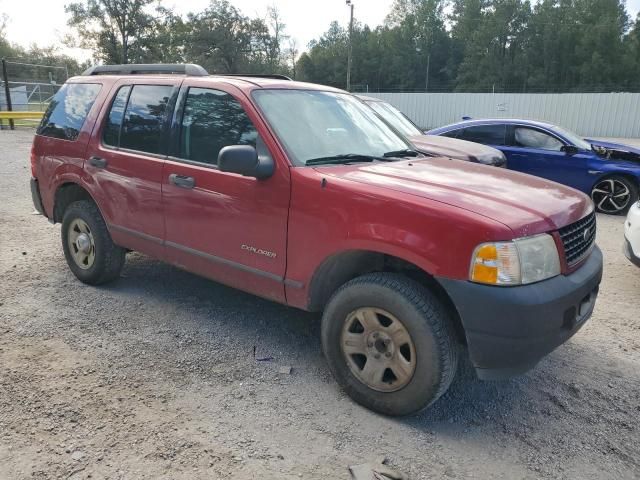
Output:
[{"left": 427, "top": 119, "right": 640, "bottom": 214}]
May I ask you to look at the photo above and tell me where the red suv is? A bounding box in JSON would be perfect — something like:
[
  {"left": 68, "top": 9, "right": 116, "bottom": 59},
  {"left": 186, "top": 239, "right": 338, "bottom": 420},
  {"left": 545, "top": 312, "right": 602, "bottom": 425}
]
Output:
[{"left": 31, "top": 64, "right": 602, "bottom": 415}]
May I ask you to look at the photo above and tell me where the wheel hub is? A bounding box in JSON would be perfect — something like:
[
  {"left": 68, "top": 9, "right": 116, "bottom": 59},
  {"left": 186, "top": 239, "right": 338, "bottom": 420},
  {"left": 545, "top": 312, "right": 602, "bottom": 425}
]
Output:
[
  {"left": 67, "top": 218, "right": 96, "bottom": 270},
  {"left": 76, "top": 233, "right": 92, "bottom": 254},
  {"left": 341, "top": 307, "right": 416, "bottom": 392}
]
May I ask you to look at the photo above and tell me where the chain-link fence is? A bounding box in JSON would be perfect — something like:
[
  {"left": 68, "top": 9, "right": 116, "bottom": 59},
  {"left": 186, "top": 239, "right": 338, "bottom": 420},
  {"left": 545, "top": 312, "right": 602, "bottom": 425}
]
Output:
[{"left": 1, "top": 59, "right": 68, "bottom": 129}]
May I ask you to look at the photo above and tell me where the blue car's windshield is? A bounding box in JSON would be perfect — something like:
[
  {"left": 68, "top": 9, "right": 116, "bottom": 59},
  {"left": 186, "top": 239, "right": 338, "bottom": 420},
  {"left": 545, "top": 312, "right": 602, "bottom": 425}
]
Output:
[{"left": 552, "top": 126, "right": 592, "bottom": 151}]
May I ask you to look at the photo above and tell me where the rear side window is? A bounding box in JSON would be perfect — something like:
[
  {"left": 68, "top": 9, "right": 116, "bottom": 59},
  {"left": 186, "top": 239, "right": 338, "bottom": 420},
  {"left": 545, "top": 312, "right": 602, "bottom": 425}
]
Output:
[
  {"left": 103, "top": 85, "right": 173, "bottom": 155},
  {"left": 459, "top": 125, "right": 507, "bottom": 145},
  {"left": 179, "top": 87, "right": 258, "bottom": 165},
  {"left": 37, "top": 83, "right": 101, "bottom": 141},
  {"left": 441, "top": 129, "right": 461, "bottom": 139}
]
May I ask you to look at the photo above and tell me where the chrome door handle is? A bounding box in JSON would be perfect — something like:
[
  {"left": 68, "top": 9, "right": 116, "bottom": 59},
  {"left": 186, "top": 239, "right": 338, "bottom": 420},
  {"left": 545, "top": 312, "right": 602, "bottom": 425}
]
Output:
[{"left": 169, "top": 174, "right": 195, "bottom": 189}]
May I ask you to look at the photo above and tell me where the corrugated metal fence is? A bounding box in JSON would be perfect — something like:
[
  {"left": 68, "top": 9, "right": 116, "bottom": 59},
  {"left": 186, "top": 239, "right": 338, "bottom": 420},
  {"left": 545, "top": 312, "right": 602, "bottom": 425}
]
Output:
[{"left": 365, "top": 92, "right": 640, "bottom": 138}]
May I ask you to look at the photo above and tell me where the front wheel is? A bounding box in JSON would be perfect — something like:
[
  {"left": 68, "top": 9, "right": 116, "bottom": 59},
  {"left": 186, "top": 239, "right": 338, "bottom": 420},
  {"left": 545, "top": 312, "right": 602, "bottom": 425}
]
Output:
[
  {"left": 591, "top": 176, "right": 638, "bottom": 215},
  {"left": 321, "top": 273, "right": 459, "bottom": 416}
]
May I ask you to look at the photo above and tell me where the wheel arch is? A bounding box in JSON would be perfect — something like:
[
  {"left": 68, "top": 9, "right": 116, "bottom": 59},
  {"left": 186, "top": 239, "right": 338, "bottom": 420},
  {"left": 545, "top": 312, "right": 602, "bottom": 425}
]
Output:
[
  {"left": 307, "top": 249, "right": 466, "bottom": 344},
  {"left": 53, "top": 182, "right": 100, "bottom": 223}
]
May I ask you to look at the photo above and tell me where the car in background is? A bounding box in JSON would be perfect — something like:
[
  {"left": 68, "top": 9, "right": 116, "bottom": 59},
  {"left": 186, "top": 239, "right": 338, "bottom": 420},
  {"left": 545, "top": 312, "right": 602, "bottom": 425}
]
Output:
[
  {"left": 359, "top": 96, "right": 506, "bottom": 167},
  {"left": 624, "top": 201, "right": 640, "bottom": 267},
  {"left": 427, "top": 119, "right": 640, "bottom": 214}
]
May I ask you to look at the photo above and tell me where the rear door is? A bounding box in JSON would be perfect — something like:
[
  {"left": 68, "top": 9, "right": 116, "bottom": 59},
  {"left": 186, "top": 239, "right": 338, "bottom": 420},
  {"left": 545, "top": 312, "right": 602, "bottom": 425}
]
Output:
[
  {"left": 85, "top": 78, "right": 181, "bottom": 257},
  {"left": 504, "top": 125, "right": 592, "bottom": 190},
  {"left": 161, "top": 81, "right": 290, "bottom": 302}
]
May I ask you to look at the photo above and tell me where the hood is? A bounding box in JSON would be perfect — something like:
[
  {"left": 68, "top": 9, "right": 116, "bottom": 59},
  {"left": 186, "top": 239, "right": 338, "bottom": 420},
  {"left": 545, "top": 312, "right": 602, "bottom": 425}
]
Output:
[
  {"left": 408, "top": 134, "right": 506, "bottom": 167},
  {"left": 586, "top": 139, "right": 640, "bottom": 164},
  {"left": 318, "top": 157, "right": 592, "bottom": 237}
]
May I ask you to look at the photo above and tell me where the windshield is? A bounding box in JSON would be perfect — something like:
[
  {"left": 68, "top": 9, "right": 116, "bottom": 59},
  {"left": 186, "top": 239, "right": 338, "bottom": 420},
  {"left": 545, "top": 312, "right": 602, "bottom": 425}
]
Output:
[
  {"left": 552, "top": 125, "right": 592, "bottom": 150},
  {"left": 367, "top": 100, "right": 422, "bottom": 137},
  {"left": 253, "top": 89, "right": 410, "bottom": 166}
]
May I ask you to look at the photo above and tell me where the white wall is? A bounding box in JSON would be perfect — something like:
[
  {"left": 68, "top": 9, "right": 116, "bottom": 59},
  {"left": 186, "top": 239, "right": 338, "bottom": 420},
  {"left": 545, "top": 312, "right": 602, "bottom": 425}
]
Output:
[{"left": 364, "top": 92, "right": 640, "bottom": 138}]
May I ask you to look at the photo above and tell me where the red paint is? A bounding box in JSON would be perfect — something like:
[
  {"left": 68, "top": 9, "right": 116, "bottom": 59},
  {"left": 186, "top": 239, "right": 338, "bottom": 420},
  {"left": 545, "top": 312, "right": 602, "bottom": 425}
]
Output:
[{"left": 32, "top": 75, "right": 593, "bottom": 311}]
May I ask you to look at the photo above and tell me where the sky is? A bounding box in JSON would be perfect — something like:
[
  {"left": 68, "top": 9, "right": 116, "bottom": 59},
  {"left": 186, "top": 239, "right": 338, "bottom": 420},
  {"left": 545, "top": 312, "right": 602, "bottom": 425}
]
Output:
[
  {"left": 1, "top": 0, "right": 639, "bottom": 63},
  {"left": 0, "top": 0, "right": 392, "bottom": 63}
]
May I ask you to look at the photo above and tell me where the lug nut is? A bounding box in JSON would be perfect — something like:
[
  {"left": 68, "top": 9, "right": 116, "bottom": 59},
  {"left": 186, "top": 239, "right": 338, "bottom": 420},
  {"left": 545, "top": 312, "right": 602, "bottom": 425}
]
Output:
[
  {"left": 385, "top": 352, "right": 392, "bottom": 358},
  {"left": 374, "top": 353, "right": 381, "bottom": 359},
  {"left": 367, "top": 341, "right": 373, "bottom": 348},
  {"left": 383, "top": 339, "right": 390, "bottom": 346},
  {"left": 372, "top": 332, "right": 379, "bottom": 338}
]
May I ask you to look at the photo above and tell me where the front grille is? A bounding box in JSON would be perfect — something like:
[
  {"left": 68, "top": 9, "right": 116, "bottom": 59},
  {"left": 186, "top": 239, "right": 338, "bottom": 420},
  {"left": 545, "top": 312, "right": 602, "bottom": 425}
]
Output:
[{"left": 558, "top": 212, "right": 596, "bottom": 266}]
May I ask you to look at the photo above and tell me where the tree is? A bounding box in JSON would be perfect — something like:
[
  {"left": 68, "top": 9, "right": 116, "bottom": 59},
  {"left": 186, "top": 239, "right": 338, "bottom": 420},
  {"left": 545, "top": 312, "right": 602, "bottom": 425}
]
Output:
[
  {"left": 185, "top": 0, "right": 272, "bottom": 73},
  {"left": 65, "top": 0, "right": 157, "bottom": 64}
]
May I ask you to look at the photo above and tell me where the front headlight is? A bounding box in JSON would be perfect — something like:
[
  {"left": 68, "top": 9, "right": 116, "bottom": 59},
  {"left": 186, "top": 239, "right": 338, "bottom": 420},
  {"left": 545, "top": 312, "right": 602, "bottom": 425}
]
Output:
[{"left": 470, "top": 234, "right": 561, "bottom": 285}]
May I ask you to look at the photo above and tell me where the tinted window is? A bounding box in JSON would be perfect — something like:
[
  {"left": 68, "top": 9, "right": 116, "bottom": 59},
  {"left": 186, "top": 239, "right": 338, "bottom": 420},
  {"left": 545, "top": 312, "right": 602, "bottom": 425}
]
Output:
[
  {"left": 514, "top": 127, "right": 564, "bottom": 151},
  {"left": 37, "top": 83, "right": 101, "bottom": 141},
  {"left": 103, "top": 86, "right": 131, "bottom": 147},
  {"left": 442, "top": 129, "right": 461, "bottom": 139},
  {"left": 120, "top": 85, "right": 173, "bottom": 154},
  {"left": 459, "top": 125, "right": 506, "bottom": 145},
  {"left": 179, "top": 88, "right": 258, "bottom": 165}
]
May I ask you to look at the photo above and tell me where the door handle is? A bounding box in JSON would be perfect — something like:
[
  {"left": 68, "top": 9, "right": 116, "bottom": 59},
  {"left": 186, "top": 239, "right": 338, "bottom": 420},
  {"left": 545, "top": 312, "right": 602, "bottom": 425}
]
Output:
[
  {"left": 169, "top": 174, "right": 195, "bottom": 189},
  {"left": 88, "top": 156, "right": 107, "bottom": 168}
]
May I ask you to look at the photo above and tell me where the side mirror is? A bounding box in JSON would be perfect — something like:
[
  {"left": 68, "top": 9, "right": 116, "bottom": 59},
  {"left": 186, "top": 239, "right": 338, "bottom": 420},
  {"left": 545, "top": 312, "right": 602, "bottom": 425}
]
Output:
[
  {"left": 217, "top": 145, "right": 274, "bottom": 179},
  {"left": 561, "top": 145, "right": 579, "bottom": 155}
]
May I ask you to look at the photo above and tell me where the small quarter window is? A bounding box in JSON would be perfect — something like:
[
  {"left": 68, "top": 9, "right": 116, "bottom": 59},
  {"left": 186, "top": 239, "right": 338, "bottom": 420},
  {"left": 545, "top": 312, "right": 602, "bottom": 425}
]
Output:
[{"left": 37, "top": 83, "right": 101, "bottom": 141}]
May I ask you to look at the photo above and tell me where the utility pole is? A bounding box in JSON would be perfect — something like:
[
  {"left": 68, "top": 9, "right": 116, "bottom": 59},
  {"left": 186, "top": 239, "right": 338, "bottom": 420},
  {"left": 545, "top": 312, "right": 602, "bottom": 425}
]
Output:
[
  {"left": 1, "top": 59, "right": 14, "bottom": 130},
  {"left": 346, "top": 0, "right": 354, "bottom": 91},
  {"left": 425, "top": 53, "right": 430, "bottom": 92}
]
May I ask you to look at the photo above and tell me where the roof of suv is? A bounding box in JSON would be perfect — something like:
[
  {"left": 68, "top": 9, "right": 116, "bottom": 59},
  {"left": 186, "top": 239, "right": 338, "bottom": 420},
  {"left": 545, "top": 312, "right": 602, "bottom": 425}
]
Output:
[{"left": 69, "top": 70, "right": 344, "bottom": 94}]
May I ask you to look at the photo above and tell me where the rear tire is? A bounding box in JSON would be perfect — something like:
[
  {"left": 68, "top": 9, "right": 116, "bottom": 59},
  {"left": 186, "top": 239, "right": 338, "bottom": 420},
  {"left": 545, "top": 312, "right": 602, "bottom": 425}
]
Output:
[
  {"left": 61, "top": 200, "right": 125, "bottom": 285},
  {"left": 591, "top": 176, "right": 638, "bottom": 215},
  {"left": 321, "top": 273, "right": 459, "bottom": 416}
]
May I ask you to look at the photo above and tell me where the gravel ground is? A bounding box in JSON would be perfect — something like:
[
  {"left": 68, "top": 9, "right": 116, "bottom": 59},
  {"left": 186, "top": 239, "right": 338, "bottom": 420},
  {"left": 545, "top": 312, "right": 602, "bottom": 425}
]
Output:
[{"left": 1, "top": 129, "right": 639, "bottom": 480}]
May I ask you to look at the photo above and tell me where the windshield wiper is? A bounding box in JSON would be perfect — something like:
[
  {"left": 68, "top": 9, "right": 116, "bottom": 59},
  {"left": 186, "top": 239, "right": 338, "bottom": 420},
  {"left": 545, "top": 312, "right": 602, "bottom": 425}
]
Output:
[
  {"left": 383, "top": 149, "right": 420, "bottom": 158},
  {"left": 305, "top": 153, "right": 392, "bottom": 166}
]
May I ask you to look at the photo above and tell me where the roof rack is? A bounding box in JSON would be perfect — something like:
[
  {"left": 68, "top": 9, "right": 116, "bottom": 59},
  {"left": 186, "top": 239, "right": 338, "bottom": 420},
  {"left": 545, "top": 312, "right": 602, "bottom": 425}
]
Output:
[
  {"left": 214, "top": 73, "right": 292, "bottom": 81},
  {"left": 82, "top": 64, "right": 209, "bottom": 76}
]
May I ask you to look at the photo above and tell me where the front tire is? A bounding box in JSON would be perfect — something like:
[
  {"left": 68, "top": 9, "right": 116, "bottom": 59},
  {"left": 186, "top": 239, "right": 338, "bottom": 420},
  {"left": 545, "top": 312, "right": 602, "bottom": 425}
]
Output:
[
  {"left": 61, "top": 200, "right": 125, "bottom": 285},
  {"left": 591, "top": 176, "right": 638, "bottom": 215},
  {"left": 321, "top": 273, "right": 459, "bottom": 416}
]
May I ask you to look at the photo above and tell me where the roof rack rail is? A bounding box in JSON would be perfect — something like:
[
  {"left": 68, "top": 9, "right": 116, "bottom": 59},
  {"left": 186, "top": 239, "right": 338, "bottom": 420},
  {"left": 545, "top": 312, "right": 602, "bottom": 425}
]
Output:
[
  {"left": 214, "top": 73, "right": 292, "bottom": 81},
  {"left": 82, "top": 64, "right": 209, "bottom": 76}
]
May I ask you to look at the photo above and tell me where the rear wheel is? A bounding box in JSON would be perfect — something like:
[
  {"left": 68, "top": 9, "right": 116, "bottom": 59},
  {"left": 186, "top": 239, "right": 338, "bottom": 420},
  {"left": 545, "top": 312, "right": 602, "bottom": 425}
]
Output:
[
  {"left": 61, "top": 200, "right": 125, "bottom": 285},
  {"left": 321, "top": 273, "right": 459, "bottom": 416},
  {"left": 591, "top": 176, "right": 638, "bottom": 215}
]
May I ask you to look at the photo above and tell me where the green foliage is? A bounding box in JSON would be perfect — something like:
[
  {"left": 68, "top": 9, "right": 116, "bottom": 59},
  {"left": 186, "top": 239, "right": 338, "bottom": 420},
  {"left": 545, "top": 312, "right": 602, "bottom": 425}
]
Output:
[{"left": 299, "top": 0, "right": 640, "bottom": 92}]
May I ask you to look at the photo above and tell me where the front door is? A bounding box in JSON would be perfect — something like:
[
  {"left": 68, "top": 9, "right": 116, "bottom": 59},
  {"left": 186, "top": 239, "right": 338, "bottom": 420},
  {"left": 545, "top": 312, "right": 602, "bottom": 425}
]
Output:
[
  {"left": 86, "top": 79, "right": 180, "bottom": 257},
  {"left": 161, "top": 82, "right": 290, "bottom": 302},
  {"left": 503, "top": 126, "right": 591, "bottom": 190}
]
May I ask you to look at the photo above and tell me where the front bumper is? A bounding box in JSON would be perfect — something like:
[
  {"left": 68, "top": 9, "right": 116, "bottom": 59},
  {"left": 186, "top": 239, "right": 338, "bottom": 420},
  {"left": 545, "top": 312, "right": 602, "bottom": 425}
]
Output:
[{"left": 437, "top": 246, "right": 603, "bottom": 380}]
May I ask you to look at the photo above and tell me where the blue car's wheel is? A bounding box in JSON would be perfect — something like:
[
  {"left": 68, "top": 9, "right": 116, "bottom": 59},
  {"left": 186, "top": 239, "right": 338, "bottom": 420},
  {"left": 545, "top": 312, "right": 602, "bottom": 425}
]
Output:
[{"left": 591, "top": 176, "right": 638, "bottom": 215}]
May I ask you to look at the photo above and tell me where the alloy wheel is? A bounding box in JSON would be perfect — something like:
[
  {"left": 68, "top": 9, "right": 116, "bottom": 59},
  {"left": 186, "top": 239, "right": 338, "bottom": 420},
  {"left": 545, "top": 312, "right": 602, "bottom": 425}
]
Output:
[
  {"left": 341, "top": 307, "right": 416, "bottom": 392},
  {"left": 591, "top": 179, "right": 631, "bottom": 214}
]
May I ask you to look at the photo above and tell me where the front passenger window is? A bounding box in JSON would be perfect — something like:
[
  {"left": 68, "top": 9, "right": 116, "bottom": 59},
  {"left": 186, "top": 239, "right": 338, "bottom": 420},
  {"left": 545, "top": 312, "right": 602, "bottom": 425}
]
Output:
[
  {"left": 179, "top": 88, "right": 259, "bottom": 165},
  {"left": 514, "top": 127, "right": 564, "bottom": 151}
]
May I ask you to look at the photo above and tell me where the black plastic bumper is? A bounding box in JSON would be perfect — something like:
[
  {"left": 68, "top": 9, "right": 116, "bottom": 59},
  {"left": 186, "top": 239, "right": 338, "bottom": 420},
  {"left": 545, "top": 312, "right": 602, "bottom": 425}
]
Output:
[
  {"left": 624, "top": 238, "right": 640, "bottom": 267},
  {"left": 30, "top": 178, "right": 46, "bottom": 216},
  {"left": 437, "top": 246, "right": 603, "bottom": 380}
]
